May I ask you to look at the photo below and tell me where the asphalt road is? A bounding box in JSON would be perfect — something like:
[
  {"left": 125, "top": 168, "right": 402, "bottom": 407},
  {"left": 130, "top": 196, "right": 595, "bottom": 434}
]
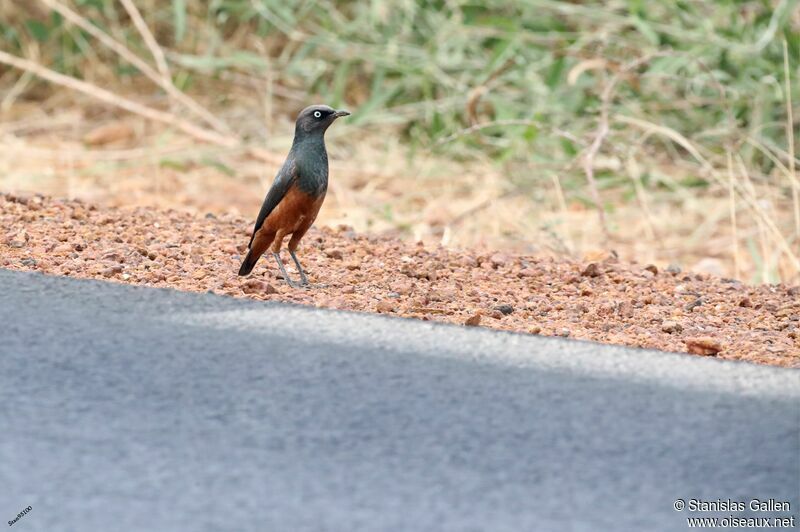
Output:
[{"left": 1, "top": 269, "right": 798, "bottom": 531}]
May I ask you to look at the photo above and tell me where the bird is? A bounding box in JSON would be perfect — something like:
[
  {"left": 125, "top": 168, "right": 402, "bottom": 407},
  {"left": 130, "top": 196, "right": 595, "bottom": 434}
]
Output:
[{"left": 238, "top": 104, "right": 350, "bottom": 287}]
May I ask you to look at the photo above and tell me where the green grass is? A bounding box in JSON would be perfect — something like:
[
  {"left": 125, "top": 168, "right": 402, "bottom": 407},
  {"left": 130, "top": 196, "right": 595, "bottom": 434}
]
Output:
[{"left": 4, "top": 1, "right": 797, "bottom": 163}]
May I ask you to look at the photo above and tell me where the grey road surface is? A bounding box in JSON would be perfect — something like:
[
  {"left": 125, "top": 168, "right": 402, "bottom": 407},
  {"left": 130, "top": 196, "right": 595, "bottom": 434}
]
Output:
[{"left": 0, "top": 269, "right": 798, "bottom": 531}]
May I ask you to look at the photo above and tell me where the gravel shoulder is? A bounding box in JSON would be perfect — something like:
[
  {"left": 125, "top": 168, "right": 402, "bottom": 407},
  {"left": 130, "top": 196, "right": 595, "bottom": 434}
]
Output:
[{"left": 2, "top": 192, "right": 798, "bottom": 367}]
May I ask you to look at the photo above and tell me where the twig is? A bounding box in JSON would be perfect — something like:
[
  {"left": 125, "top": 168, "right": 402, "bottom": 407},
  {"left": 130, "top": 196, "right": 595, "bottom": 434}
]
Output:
[
  {"left": 39, "top": 0, "right": 233, "bottom": 137},
  {"left": 0, "top": 50, "right": 237, "bottom": 148},
  {"left": 118, "top": 0, "right": 170, "bottom": 81},
  {"left": 782, "top": 38, "right": 799, "bottom": 238},
  {"left": 726, "top": 152, "right": 741, "bottom": 279},
  {"left": 581, "top": 52, "right": 670, "bottom": 239}
]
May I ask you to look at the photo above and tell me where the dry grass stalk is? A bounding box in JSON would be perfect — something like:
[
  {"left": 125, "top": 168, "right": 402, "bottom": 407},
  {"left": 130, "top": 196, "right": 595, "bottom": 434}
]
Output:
[
  {"left": 0, "top": 49, "right": 237, "bottom": 148},
  {"left": 118, "top": 0, "right": 171, "bottom": 81},
  {"left": 726, "top": 151, "right": 741, "bottom": 279},
  {"left": 782, "top": 38, "right": 799, "bottom": 238},
  {"left": 618, "top": 113, "right": 800, "bottom": 272},
  {"left": 581, "top": 53, "right": 670, "bottom": 239},
  {"left": 39, "top": 0, "right": 233, "bottom": 137}
]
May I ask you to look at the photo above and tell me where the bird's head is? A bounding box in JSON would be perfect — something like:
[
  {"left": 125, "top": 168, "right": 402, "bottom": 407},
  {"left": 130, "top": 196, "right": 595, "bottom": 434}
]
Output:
[{"left": 295, "top": 105, "right": 350, "bottom": 137}]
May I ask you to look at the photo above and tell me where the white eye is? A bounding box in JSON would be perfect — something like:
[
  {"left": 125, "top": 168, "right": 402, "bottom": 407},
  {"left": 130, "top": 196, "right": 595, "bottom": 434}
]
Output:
[{"left": 313, "top": 111, "right": 322, "bottom": 118}]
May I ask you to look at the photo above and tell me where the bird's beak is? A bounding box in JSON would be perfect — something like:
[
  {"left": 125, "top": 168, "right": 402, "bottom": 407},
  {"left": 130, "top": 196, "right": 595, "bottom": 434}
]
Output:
[{"left": 334, "top": 110, "right": 351, "bottom": 118}]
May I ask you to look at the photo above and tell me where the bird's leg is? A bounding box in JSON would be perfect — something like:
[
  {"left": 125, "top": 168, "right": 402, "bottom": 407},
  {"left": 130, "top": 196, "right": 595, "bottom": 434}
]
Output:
[
  {"left": 272, "top": 252, "right": 300, "bottom": 288},
  {"left": 288, "top": 250, "right": 310, "bottom": 286}
]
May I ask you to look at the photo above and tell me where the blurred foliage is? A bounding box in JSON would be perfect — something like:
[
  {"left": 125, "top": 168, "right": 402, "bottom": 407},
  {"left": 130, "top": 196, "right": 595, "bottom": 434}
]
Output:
[{"left": 1, "top": 0, "right": 798, "bottom": 172}]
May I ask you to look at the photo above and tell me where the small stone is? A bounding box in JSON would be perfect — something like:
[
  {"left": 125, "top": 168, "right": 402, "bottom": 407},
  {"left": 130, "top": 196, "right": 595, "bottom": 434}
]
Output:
[
  {"left": 464, "top": 314, "right": 482, "bottom": 327},
  {"left": 344, "top": 260, "right": 360, "bottom": 270},
  {"left": 684, "top": 337, "right": 722, "bottom": 356},
  {"left": 738, "top": 297, "right": 752, "bottom": 308},
  {"left": 326, "top": 249, "right": 344, "bottom": 260},
  {"left": 376, "top": 300, "right": 395, "bottom": 313},
  {"left": 53, "top": 244, "right": 73, "bottom": 254},
  {"left": 666, "top": 264, "right": 682, "bottom": 274},
  {"left": 7, "top": 230, "right": 28, "bottom": 248},
  {"left": 558, "top": 328, "right": 570, "bottom": 337},
  {"left": 489, "top": 253, "right": 508, "bottom": 268},
  {"left": 684, "top": 298, "right": 703, "bottom": 312},
  {"left": 102, "top": 251, "right": 124, "bottom": 263},
  {"left": 21, "top": 258, "right": 37, "bottom": 267},
  {"left": 661, "top": 320, "right": 682, "bottom": 334},
  {"left": 644, "top": 264, "right": 658, "bottom": 275},
  {"left": 618, "top": 301, "right": 634, "bottom": 318},
  {"left": 391, "top": 280, "right": 414, "bottom": 295},
  {"left": 518, "top": 268, "right": 537, "bottom": 278},
  {"left": 102, "top": 265, "right": 123, "bottom": 277},
  {"left": 242, "top": 279, "right": 276, "bottom": 295},
  {"left": 529, "top": 325, "right": 542, "bottom": 334},
  {"left": 341, "top": 285, "right": 355, "bottom": 294},
  {"left": 494, "top": 304, "right": 514, "bottom": 315},
  {"left": 581, "top": 262, "right": 601, "bottom": 277}
]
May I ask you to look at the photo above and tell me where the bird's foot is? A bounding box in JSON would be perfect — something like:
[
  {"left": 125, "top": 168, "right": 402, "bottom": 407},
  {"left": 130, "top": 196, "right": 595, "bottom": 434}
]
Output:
[
  {"left": 273, "top": 252, "right": 302, "bottom": 289},
  {"left": 282, "top": 276, "right": 302, "bottom": 289},
  {"left": 289, "top": 249, "right": 310, "bottom": 287}
]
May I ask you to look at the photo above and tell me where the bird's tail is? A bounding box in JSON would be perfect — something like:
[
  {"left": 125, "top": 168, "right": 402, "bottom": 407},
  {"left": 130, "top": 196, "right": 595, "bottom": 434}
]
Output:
[{"left": 238, "top": 249, "right": 259, "bottom": 276}]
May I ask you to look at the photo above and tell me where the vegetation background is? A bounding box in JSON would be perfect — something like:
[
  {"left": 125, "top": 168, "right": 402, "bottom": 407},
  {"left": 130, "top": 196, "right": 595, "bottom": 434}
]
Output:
[{"left": 1, "top": 0, "right": 798, "bottom": 284}]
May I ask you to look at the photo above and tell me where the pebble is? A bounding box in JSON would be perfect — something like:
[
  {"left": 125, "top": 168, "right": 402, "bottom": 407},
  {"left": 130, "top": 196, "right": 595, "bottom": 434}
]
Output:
[
  {"left": 661, "top": 320, "right": 683, "bottom": 334},
  {"left": 489, "top": 253, "right": 508, "bottom": 268},
  {"left": 242, "top": 279, "right": 277, "bottom": 295},
  {"left": 684, "top": 298, "right": 703, "bottom": 312},
  {"left": 102, "top": 265, "right": 123, "bottom": 277},
  {"left": 464, "top": 314, "right": 481, "bottom": 326},
  {"left": 581, "top": 262, "right": 601, "bottom": 277},
  {"left": 494, "top": 304, "right": 514, "bottom": 315},
  {"left": 376, "top": 300, "right": 396, "bottom": 313},
  {"left": 684, "top": 337, "right": 722, "bottom": 356}
]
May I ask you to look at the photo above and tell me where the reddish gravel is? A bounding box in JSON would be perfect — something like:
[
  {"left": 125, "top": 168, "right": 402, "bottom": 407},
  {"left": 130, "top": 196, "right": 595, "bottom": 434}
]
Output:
[{"left": 2, "top": 192, "right": 798, "bottom": 367}]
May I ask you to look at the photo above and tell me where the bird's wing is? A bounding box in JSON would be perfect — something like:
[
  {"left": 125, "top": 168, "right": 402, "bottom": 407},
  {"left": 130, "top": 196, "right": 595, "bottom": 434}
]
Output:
[{"left": 247, "top": 158, "right": 298, "bottom": 248}]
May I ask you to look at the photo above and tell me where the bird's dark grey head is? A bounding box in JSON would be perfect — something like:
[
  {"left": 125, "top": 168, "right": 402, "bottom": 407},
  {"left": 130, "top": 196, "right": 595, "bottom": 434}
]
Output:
[{"left": 295, "top": 104, "right": 350, "bottom": 137}]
